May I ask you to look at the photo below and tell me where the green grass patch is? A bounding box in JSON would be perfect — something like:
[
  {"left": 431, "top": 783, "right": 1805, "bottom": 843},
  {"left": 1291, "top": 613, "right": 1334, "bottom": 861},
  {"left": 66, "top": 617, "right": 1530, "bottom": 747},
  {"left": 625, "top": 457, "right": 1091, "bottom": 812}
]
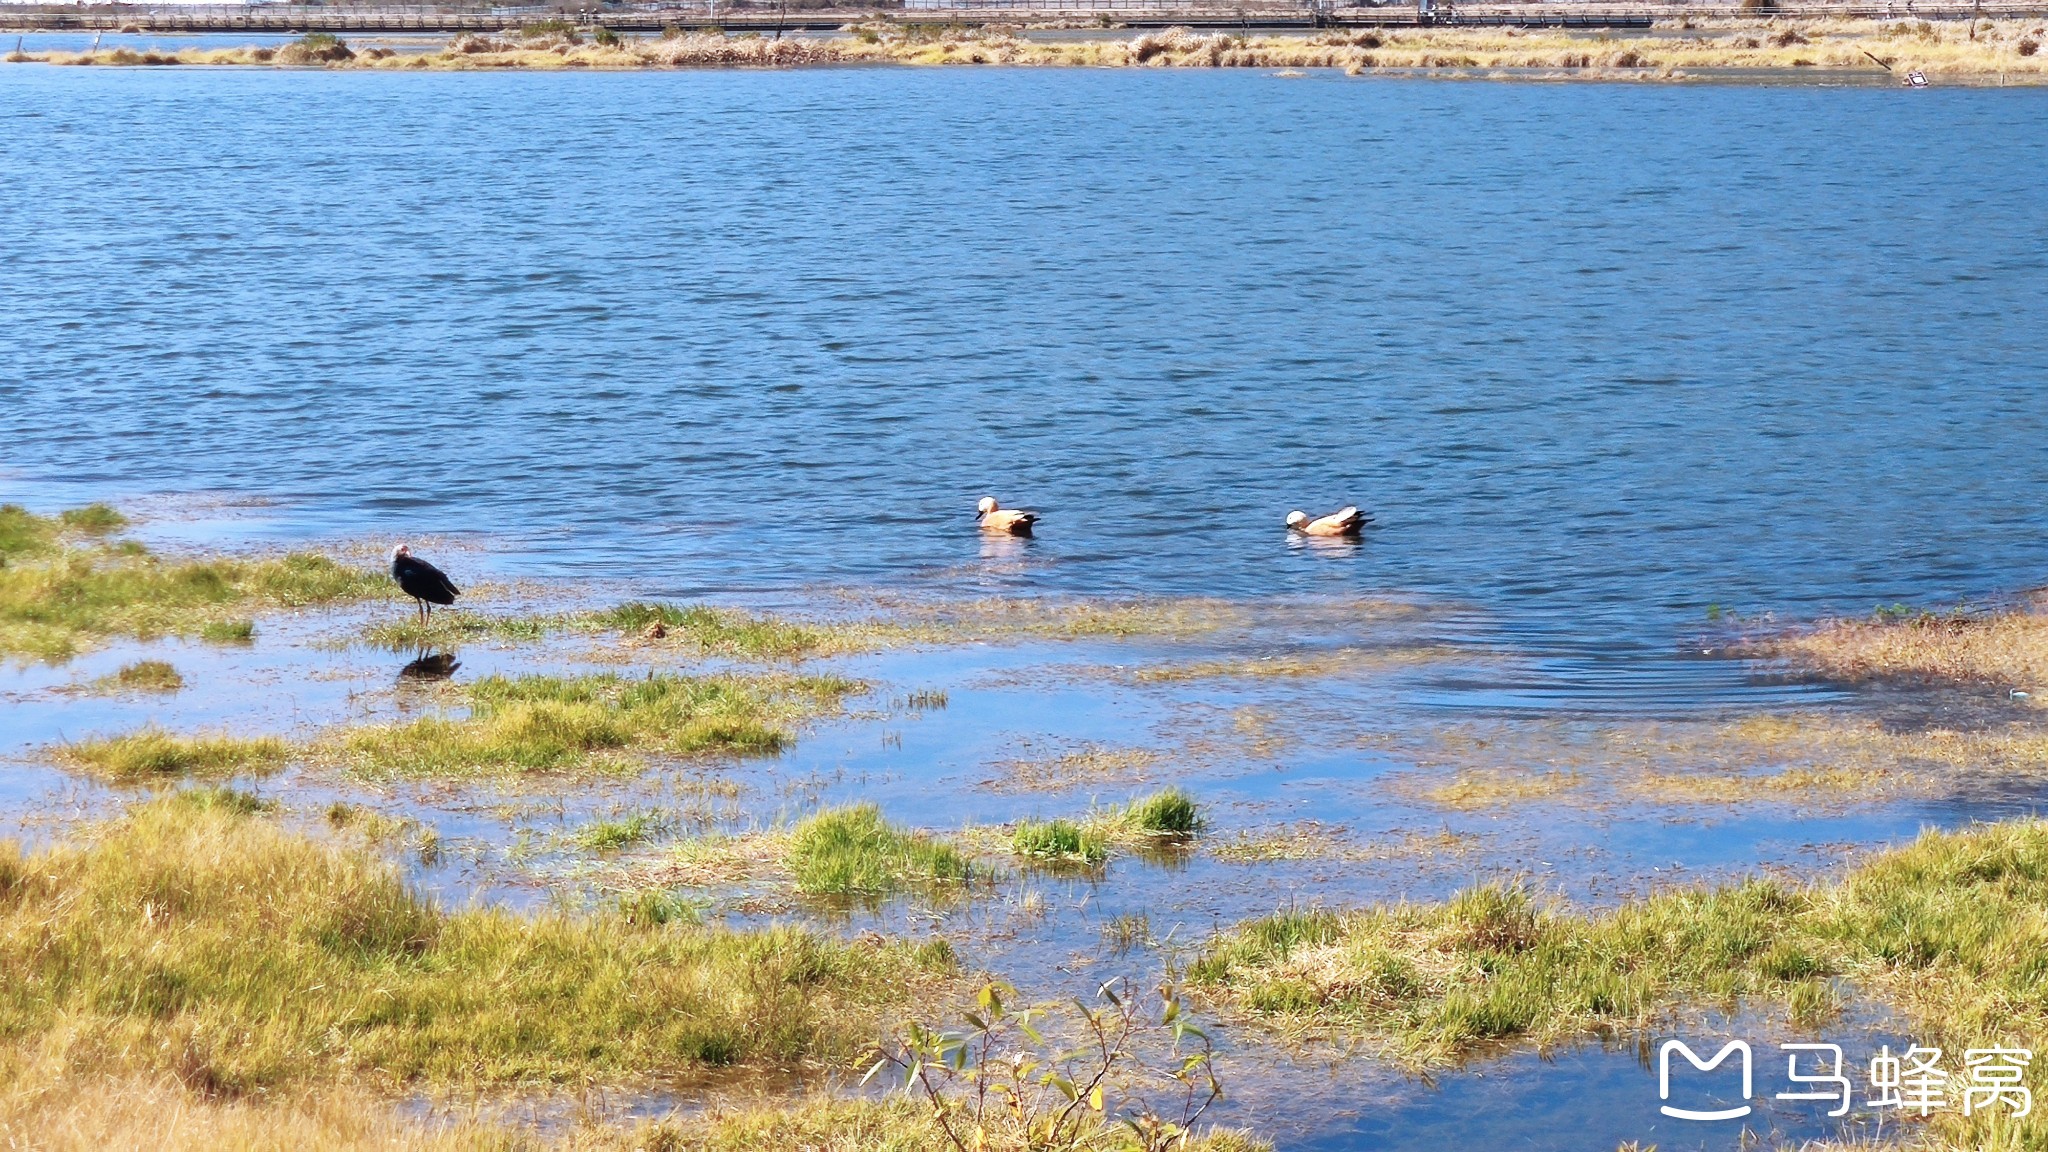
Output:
[
  {"left": 199, "top": 619, "right": 255, "bottom": 644},
  {"left": 576, "top": 812, "right": 665, "bottom": 851},
  {"left": 1188, "top": 817, "right": 2048, "bottom": 1103},
  {"left": 1010, "top": 817, "right": 1109, "bottom": 865},
  {"left": 58, "top": 729, "right": 289, "bottom": 783},
  {"left": 337, "top": 671, "right": 858, "bottom": 777},
  {"left": 94, "top": 659, "right": 184, "bottom": 693},
  {"left": 0, "top": 797, "right": 955, "bottom": 1092},
  {"left": 0, "top": 505, "right": 387, "bottom": 660},
  {"left": 786, "top": 804, "right": 975, "bottom": 897},
  {"left": 1121, "top": 786, "right": 1202, "bottom": 836},
  {"left": 360, "top": 609, "right": 554, "bottom": 651},
  {"left": 57, "top": 503, "right": 127, "bottom": 533},
  {"left": 593, "top": 602, "right": 861, "bottom": 659}
]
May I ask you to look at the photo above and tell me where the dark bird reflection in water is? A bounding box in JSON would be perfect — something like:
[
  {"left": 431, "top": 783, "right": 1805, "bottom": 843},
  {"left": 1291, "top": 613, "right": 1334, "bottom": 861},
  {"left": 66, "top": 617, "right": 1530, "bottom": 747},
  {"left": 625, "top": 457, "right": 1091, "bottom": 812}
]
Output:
[{"left": 398, "top": 650, "right": 461, "bottom": 683}]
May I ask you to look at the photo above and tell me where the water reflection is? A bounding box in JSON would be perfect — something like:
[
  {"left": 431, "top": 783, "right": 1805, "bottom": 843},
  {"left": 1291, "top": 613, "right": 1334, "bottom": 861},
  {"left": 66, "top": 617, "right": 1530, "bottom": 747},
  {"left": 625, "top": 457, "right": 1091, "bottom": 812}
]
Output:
[{"left": 397, "top": 650, "right": 461, "bottom": 683}]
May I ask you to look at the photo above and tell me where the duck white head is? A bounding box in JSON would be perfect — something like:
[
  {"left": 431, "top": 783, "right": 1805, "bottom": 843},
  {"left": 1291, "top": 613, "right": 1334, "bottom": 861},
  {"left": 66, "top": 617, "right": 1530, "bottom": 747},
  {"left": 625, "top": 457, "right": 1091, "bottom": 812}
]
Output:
[
  {"left": 977, "top": 496, "right": 999, "bottom": 519},
  {"left": 1285, "top": 511, "right": 1308, "bottom": 529}
]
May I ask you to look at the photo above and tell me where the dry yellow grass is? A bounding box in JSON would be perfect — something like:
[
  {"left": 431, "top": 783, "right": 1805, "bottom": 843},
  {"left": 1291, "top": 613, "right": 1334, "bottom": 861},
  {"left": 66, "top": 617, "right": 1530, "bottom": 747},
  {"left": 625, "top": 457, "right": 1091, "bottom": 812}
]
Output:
[
  {"left": 0, "top": 1044, "right": 516, "bottom": 1152},
  {"left": 11, "top": 19, "right": 2047, "bottom": 79},
  {"left": 0, "top": 797, "right": 955, "bottom": 1093},
  {"left": 0, "top": 1052, "right": 1270, "bottom": 1152},
  {"left": 1749, "top": 607, "right": 2048, "bottom": 689}
]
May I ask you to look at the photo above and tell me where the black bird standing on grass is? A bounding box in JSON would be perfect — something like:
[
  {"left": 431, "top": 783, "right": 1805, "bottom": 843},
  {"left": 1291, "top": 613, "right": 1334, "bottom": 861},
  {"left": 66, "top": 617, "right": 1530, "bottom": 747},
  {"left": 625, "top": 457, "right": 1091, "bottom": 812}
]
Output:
[{"left": 390, "top": 544, "right": 459, "bottom": 623}]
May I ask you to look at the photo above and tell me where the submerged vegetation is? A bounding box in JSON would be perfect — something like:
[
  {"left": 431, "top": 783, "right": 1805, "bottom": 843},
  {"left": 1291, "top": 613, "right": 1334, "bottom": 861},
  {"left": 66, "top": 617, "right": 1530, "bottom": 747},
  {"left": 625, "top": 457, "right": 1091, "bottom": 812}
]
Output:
[
  {"left": 10, "top": 19, "right": 2048, "bottom": 79},
  {"left": 0, "top": 799, "right": 955, "bottom": 1092},
  {"left": 1392, "top": 711, "right": 2048, "bottom": 813},
  {"left": 0, "top": 504, "right": 385, "bottom": 659},
  {"left": 58, "top": 729, "right": 289, "bottom": 782},
  {"left": 337, "top": 671, "right": 859, "bottom": 776}
]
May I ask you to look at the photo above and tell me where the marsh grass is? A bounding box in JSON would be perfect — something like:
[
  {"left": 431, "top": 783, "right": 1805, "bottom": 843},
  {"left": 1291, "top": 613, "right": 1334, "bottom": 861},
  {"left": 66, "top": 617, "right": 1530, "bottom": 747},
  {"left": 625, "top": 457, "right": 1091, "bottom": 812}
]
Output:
[
  {"left": 58, "top": 729, "right": 288, "bottom": 782},
  {"left": 92, "top": 659, "right": 183, "bottom": 693},
  {"left": 1011, "top": 817, "right": 1109, "bottom": 865},
  {"left": 0, "top": 798, "right": 955, "bottom": 1092},
  {"left": 785, "top": 804, "right": 975, "bottom": 897},
  {"left": 360, "top": 609, "right": 553, "bottom": 649},
  {"left": 1746, "top": 605, "right": 2048, "bottom": 689},
  {"left": 1190, "top": 816, "right": 2048, "bottom": 1111},
  {"left": 629, "top": 831, "right": 786, "bottom": 889},
  {"left": 337, "top": 671, "right": 859, "bottom": 777},
  {"left": 594, "top": 601, "right": 894, "bottom": 658},
  {"left": 575, "top": 811, "right": 666, "bottom": 851},
  {"left": 1001, "top": 789, "right": 1202, "bottom": 867},
  {"left": 199, "top": 618, "right": 255, "bottom": 644},
  {"left": 0, "top": 506, "right": 387, "bottom": 659},
  {"left": 56, "top": 504, "right": 126, "bottom": 533},
  {"left": 1120, "top": 786, "right": 1202, "bottom": 836}
]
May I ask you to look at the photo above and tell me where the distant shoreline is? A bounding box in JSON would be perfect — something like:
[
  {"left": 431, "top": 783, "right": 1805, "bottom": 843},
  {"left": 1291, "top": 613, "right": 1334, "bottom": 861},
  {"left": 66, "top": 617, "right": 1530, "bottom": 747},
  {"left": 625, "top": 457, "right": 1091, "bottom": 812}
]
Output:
[{"left": 5, "top": 16, "right": 2046, "bottom": 80}]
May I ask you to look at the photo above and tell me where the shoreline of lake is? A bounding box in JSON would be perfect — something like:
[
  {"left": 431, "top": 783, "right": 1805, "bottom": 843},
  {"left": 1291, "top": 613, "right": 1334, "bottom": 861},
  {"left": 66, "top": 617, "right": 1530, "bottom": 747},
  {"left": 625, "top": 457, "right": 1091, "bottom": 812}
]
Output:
[{"left": 6, "top": 18, "right": 2045, "bottom": 81}]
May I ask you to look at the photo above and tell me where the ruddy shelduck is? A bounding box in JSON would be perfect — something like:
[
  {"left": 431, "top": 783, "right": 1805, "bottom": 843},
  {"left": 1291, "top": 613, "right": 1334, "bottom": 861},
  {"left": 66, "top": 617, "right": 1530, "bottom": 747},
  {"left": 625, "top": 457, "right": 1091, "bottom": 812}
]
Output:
[
  {"left": 977, "top": 496, "right": 1039, "bottom": 536},
  {"left": 1285, "top": 506, "right": 1372, "bottom": 537}
]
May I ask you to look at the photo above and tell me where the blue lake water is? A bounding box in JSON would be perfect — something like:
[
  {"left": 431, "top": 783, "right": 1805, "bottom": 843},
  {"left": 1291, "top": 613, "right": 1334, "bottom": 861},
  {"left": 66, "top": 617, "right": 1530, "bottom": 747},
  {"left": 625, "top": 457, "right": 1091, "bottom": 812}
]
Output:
[
  {"left": 3, "top": 66, "right": 2045, "bottom": 655},
  {"left": 2, "top": 62, "right": 2043, "bottom": 1148}
]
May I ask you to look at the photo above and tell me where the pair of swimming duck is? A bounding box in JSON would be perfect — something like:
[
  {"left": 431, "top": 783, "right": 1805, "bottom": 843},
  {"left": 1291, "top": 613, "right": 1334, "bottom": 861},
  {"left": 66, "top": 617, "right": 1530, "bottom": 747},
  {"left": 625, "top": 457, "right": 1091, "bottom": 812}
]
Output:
[{"left": 976, "top": 497, "right": 1372, "bottom": 538}]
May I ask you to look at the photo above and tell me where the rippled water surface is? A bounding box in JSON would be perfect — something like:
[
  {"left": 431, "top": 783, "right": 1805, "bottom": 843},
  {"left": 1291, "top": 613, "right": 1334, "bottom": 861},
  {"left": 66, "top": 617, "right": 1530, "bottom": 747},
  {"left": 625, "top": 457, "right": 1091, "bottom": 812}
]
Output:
[
  {"left": 4, "top": 67, "right": 2046, "bottom": 649},
  {"left": 4, "top": 61, "right": 2048, "bottom": 1150}
]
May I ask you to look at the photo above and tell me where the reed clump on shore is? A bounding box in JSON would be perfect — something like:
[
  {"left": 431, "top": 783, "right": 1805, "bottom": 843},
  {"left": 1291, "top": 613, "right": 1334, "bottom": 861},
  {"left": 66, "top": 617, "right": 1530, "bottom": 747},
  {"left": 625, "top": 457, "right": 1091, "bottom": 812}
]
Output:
[
  {"left": 1188, "top": 816, "right": 2048, "bottom": 1130},
  {"left": 0, "top": 797, "right": 957, "bottom": 1093},
  {"left": 336, "top": 670, "right": 860, "bottom": 777},
  {"left": 0, "top": 504, "right": 388, "bottom": 660},
  {"left": 12, "top": 18, "right": 2045, "bottom": 79}
]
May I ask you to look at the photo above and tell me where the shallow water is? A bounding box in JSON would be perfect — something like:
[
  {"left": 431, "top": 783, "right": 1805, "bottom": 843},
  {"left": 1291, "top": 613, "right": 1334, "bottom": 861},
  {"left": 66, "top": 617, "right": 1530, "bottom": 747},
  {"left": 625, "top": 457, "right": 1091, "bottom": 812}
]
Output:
[{"left": 3, "top": 63, "right": 2044, "bottom": 1149}]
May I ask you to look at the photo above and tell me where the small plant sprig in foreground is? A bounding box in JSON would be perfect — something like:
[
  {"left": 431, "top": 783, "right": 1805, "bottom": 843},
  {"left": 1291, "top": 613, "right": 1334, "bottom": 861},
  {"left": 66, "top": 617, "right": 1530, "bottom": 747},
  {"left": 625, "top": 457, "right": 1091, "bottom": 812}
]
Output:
[{"left": 870, "top": 979, "right": 1239, "bottom": 1152}]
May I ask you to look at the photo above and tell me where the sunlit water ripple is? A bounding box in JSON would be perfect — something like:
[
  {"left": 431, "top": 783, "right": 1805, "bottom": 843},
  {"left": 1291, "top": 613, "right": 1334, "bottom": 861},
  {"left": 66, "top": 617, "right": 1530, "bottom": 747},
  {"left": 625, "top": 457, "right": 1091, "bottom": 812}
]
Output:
[{"left": 3, "top": 65, "right": 2045, "bottom": 715}]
